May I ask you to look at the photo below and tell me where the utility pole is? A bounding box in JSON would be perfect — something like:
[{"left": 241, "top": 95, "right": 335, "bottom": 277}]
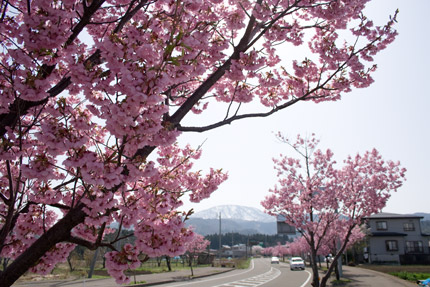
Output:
[
  {"left": 246, "top": 234, "right": 249, "bottom": 259},
  {"left": 337, "top": 239, "right": 343, "bottom": 278},
  {"left": 88, "top": 248, "right": 99, "bottom": 278},
  {"left": 335, "top": 206, "right": 343, "bottom": 278},
  {"left": 218, "top": 213, "right": 222, "bottom": 259}
]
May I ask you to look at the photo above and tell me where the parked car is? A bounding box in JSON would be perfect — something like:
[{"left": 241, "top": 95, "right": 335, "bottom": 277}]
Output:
[
  {"left": 271, "top": 256, "right": 280, "bottom": 264},
  {"left": 290, "top": 257, "right": 305, "bottom": 270}
]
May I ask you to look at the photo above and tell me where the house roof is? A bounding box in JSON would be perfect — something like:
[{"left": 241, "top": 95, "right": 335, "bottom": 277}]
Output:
[
  {"left": 370, "top": 232, "right": 408, "bottom": 237},
  {"left": 364, "top": 212, "right": 423, "bottom": 220}
]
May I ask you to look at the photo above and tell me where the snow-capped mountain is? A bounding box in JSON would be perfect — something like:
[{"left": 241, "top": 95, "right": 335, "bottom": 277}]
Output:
[{"left": 192, "top": 205, "right": 275, "bottom": 223}]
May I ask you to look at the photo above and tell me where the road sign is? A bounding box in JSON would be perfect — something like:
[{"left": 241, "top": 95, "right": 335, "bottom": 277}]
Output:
[{"left": 276, "top": 215, "right": 296, "bottom": 234}]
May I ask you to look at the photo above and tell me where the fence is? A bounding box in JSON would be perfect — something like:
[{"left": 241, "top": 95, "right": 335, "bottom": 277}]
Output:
[{"left": 399, "top": 254, "right": 430, "bottom": 265}]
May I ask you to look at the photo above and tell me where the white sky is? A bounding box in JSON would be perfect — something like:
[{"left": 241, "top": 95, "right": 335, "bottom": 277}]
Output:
[{"left": 178, "top": 0, "right": 430, "bottom": 215}]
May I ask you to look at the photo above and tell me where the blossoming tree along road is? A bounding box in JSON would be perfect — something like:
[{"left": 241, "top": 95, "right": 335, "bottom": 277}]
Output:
[
  {"left": 262, "top": 134, "right": 406, "bottom": 287},
  {"left": 0, "top": 0, "right": 398, "bottom": 285},
  {"left": 182, "top": 233, "right": 210, "bottom": 276}
]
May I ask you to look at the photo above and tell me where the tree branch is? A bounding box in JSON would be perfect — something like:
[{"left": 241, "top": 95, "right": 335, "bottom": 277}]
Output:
[
  {"left": 65, "top": 0, "right": 106, "bottom": 47},
  {"left": 177, "top": 96, "right": 302, "bottom": 132},
  {"left": 67, "top": 235, "right": 116, "bottom": 251}
]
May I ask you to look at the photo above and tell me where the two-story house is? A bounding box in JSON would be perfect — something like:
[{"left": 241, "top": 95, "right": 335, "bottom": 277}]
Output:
[{"left": 364, "top": 212, "right": 430, "bottom": 264}]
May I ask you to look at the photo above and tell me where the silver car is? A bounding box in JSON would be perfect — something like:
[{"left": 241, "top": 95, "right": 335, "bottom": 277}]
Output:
[{"left": 290, "top": 257, "right": 305, "bottom": 270}]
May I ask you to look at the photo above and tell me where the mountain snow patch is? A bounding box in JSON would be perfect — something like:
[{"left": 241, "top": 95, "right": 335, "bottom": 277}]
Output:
[{"left": 192, "top": 205, "right": 275, "bottom": 222}]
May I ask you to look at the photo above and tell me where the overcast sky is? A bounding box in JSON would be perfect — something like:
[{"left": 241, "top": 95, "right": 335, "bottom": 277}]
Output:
[{"left": 177, "top": 0, "right": 430, "bottom": 216}]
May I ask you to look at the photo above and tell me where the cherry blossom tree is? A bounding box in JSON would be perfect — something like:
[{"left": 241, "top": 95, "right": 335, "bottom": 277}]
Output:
[
  {"left": 262, "top": 134, "right": 406, "bottom": 287},
  {"left": 261, "top": 247, "right": 273, "bottom": 257},
  {"left": 271, "top": 242, "right": 288, "bottom": 260},
  {"left": 252, "top": 244, "right": 263, "bottom": 256},
  {"left": 0, "top": 0, "right": 398, "bottom": 285},
  {"left": 287, "top": 236, "right": 309, "bottom": 257},
  {"left": 182, "top": 233, "right": 210, "bottom": 276}
]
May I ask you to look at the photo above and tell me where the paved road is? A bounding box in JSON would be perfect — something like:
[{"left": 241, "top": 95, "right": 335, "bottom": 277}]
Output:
[
  {"left": 13, "top": 259, "right": 418, "bottom": 287},
  {"left": 13, "top": 258, "right": 312, "bottom": 287},
  {"left": 156, "top": 258, "right": 312, "bottom": 287}
]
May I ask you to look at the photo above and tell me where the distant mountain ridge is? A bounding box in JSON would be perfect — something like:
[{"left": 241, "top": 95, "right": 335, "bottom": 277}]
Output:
[
  {"left": 185, "top": 205, "right": 277, "bottom": 235},
  {"left": 185, "top": 208, "right": 430, "bottom": 236},
  {"left": 192, "top": 205, "right": 275, "bottom": 223}
]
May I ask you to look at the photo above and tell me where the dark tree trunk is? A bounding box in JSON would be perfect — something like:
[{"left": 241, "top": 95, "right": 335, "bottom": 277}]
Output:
[
  {"left": 310, "top": 249, "right": 320, "bottom": 287},
  {"left": 102, "top": 254, "right": 106, "bottom": 269},
  {"left": 67, "top": 254, "right": 74, "bottom": 272},
  {"left": 320, "top": 226, "right": 355, "bottom": 287},
  {"left": 334, "top": 261, "right": 340, "bottom": 280},
  {"left": 0, "top": 204, "right": 86, "bottom": 287},
  {"left": 165, "top": 256, "right": 171, "bottom": 271},
  {"left": 188, "top": 255, "right": 194, "bottom": 276}
]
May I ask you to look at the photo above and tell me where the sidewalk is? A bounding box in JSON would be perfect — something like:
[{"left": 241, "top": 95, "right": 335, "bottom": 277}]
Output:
[
  {"left": 14, "top": 267, "right": 234, "bottom": 287},
  {"left": 338, "top": 266, "right": 417, "bottom": 287}
]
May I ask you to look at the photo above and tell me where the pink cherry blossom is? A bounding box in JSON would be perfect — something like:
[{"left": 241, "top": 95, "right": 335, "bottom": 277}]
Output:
[{"left": 262, "top": 133, "right": 405, "bottom": 287}]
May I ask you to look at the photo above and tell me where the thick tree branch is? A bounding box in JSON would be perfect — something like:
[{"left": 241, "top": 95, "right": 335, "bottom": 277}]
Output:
[
  {"left": 132, "top": 0, "right": 263, "bottom": 159},
  {"left": 68, "top": 235, "right": 116, "bottom": 251},
  {"left": 65, "top": 0, "right": 106, "bottom": 47},
  {"left": 0, "top": 202, "right": 31, "bottom": 255},
  {"left": 0, "top": 204, "right": 87, "bottom": 286},
  {"left": 166, "top": 0, "right": 261, "bottom": 126},
  {"left": 113, "top": 0, "right": 149, "bottom": 34}
]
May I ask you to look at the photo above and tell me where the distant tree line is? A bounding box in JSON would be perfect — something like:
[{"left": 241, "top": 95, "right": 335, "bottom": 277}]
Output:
[{"left": 205, "top": 232, "right": 291, "bottom": 249}]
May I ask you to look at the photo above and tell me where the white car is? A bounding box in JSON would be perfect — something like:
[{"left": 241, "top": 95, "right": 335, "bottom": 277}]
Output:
[
  {"left": 271, "top": 256, "right": 280, "bottom": 264},
  {"left": 290, "top": 257, "right": 305, "bottom": 270}
]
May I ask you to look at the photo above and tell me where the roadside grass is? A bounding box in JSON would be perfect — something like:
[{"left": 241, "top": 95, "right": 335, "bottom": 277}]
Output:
[
  {"left": 17, "top": 267, "right": 111, "bottom": 282},
  {"left": 389, "top": 271, "right": 430, "bottom": 282},
  {"left": 235, "top": 258, "right": 251, "bottom": 269},
  {"left": 127, "top": 280, "right": 147, "bottom": 285},
  {"left": 359, "top": 265, "right": 430, "bottom": 282},
  {"left": 16, "top": 261, "right": 212, "bottom": 282}
]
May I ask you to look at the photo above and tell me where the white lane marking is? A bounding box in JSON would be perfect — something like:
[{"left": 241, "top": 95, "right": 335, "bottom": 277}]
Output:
[
  {"left": 299, "top": 270, "right": 312, "bottom": 287},
  {"left": 212, "top": 267, "right": 281, "bottom": 287},
  {"left": 167, "top": 259, "right": 256, "bottom": 287}
]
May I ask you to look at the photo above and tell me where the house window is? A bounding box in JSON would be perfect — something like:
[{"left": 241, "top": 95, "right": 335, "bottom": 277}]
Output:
[
  {"left": 376, "top": 221, "right": 387, "bottom": 230},
  {"left": 385, "top": 240, "right": 398, "bottom": 251},
  {"left": 406, "top": 241, "right": 423, "bottom": 253},
  {"left": 403, "top": 222, "right": 415, "bottom": 231}
]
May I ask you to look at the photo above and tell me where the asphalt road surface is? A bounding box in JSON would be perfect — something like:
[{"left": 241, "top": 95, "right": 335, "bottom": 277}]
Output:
[
  {"left": 13, "top": 258, "right": 417, "bottom": 287},
  {"left": 156, "top": 257, "right": 312, "bottom": 287}
]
